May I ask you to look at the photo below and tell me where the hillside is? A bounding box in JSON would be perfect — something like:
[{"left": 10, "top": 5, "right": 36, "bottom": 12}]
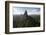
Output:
[{"left": 13, "top": 15, "right": 40, "bottom": 28}]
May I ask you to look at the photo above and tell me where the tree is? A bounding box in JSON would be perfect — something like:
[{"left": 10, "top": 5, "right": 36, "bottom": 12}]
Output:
[{"left": 24, "top": 10, "right": 28, "bottom": 17}]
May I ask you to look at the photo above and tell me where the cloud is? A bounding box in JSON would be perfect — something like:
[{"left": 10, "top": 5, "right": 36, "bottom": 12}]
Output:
[{"left": 13, "top": 7, "right": 40, "bottom": 15}]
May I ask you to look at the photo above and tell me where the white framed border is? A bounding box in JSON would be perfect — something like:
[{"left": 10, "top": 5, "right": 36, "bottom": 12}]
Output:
[{"left": 9, "top": 3, "right": 44, "bottom": 32}]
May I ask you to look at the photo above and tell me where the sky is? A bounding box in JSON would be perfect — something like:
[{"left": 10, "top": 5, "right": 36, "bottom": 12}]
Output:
[{"left": 13, "top": 7, "right": 40, "bottom": 15}]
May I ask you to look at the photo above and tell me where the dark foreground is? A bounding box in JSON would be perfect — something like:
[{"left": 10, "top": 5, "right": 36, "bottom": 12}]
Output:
[{"left": 13, "top": 15, "right": 40, "bottom": 28}]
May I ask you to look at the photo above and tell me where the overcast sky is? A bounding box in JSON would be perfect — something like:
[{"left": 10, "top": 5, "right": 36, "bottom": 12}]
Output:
[{"left": 13, "top": 7, "right": 40, "bottom": 15}]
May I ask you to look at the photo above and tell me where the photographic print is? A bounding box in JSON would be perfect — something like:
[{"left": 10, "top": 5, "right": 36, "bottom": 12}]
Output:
[
  {"left": 5, "top": 1, "right": 45, "bottom": 34},
  {"left": 13, "top": 7, "right": 40, "bottom": 28}
]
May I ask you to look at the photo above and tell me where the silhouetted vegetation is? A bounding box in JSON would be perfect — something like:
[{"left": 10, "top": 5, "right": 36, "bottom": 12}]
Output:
[{"left": 13, "top": 10, "right": 40, "bottom": 28}]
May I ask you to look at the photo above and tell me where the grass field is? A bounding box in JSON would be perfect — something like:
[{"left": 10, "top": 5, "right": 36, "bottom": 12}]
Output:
[{"left": 13, "top": 15, "right": 40, "bottom": 28}]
